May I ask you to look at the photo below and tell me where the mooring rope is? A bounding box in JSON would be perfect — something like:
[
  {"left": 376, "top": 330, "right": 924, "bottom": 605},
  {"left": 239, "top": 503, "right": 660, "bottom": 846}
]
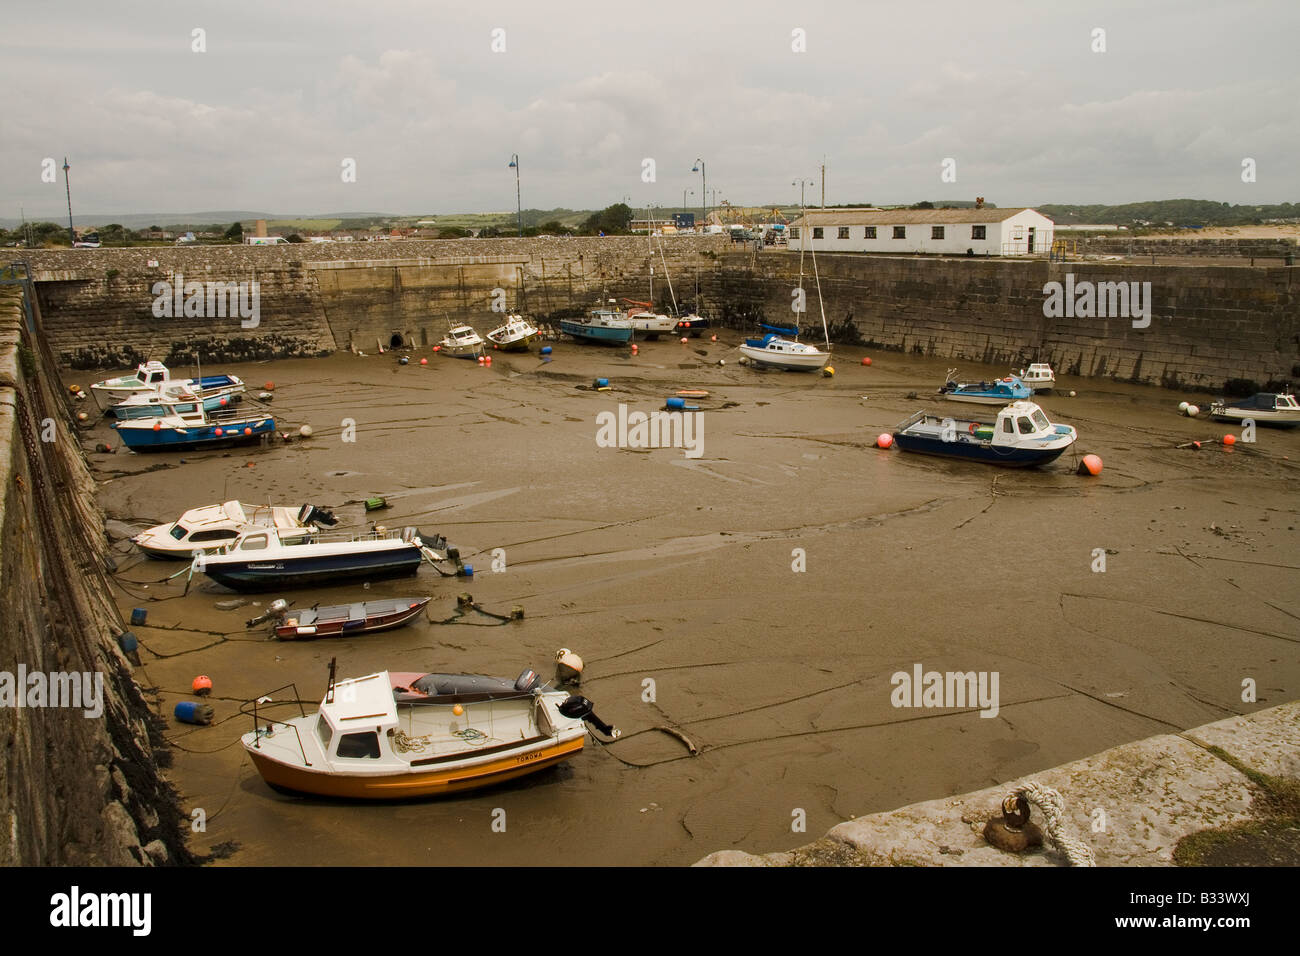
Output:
[{"left": 1011, "top": 781, "right": 1096, "bottom": 867}]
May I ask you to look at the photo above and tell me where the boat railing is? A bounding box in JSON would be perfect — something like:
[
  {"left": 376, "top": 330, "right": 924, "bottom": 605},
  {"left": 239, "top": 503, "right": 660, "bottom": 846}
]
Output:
[
  {"left": 241, "top": 683, "right": 313, "bottom": 766},
  {"left": 895, "top": 410, "right": 927, "bottom": 432}
]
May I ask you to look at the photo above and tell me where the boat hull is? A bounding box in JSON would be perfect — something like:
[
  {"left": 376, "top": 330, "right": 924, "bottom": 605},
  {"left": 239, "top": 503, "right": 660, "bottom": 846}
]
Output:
[
  {"left": 487, "top": 333, "right": 535, "bottom": 352},
  {"left": 737, "top": 345, "right": 829, "bottom": 371},
  {"left": 560, "top": 320, "right": 633, "bottom": 344},
  {"left": 275, "top": 598, "right": 430, "bottom": 640},
  {"left": 114, "top": 417, "right": 275, "bottom": 451},
  {"left": 245, "top": 735, "right": 584, "bottom": 799},
  {"left": 893, "top": 433, "right": 1070, "bottom": 468},
  {"left": 1210, "top": 407, "right": 1300, "bottom": 427},
  {"left": 203, "top": 548, "right": 423, "bottom": 592}
]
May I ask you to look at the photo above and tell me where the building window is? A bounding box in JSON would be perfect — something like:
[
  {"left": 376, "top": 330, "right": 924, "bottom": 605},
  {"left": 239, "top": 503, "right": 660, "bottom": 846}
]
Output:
[
  {"left": 837, "top": 227, "right": 849, "bottom": 239},
  {"left": 931, "top": 226, "right": 945, "bottom": 239},
  {"left": 1013, "top": 226, "right": 1025, "bottom": 239},
  {"left": 790, "top": 227, "right": 800, "bottom": 239},
  {"left": 813, "top": 227, "right": 824, "bottom": 239},
  {"left": 893, "top": 226, "right": 906, "bottom": 239},
  {"left": 864, "top": 227, "right": 876, "bottom": 239},
  {"left": 971, "top": 225, "right": 986, "bottom": 240}
]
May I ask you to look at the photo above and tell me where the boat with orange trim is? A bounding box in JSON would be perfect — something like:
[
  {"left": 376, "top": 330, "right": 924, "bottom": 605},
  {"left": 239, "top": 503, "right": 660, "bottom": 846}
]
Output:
[{"left": 240, "top": 663, "right": 619, "bottom": 799}]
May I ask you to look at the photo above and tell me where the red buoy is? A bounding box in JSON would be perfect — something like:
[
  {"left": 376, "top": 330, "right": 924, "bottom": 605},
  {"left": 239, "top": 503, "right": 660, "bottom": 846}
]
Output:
[
  {"left": 862, "top": 357, "right": 872, "bottom": 366},
  {"left": 420, "top": 357, "right": 428, "bottom": 365},
  {"left": 214, "top": 427, "right": 223, "bottom": 436},
  {"left": 243, "top": 426, "right": 252, "bottom": 435},
  {"left": 876, "top": 433, "right": 893, "bottom": 449},
  {"left": 680, "top": 337, "right": 688, "bottom": 344},
  {"left": 192, "top": 675, "right": 213, "bottom": 696},
  {"left": 1222, "top": 434, "right": 1236, "bottom": 446},
  {"left": 1077, "top": 454, "right": 1103, "bottom": 476}
]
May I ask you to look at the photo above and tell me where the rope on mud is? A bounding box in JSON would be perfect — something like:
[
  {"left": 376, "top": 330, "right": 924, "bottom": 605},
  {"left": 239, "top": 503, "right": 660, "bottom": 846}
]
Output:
[{"left": 1011, "top": 781, "right": 1095, "bottom": 867}]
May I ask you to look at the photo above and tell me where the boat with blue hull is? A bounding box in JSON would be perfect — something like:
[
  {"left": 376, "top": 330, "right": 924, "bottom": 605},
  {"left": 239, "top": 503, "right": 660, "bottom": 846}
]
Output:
[
  {"left": 892, "top": 401, "right": 1077, "bottom": 468},
  {"left": 560, "top": 306, "right": 634, "bottom": 345},
  {"left": 739, "top": 324, "right": 830, "bottom": 371},
  {"left": 938, "top": 369, "right": 1033, "bottom": 405},
  {"left": 112, "top": 386, "right": 242, "bottom": 420},
  {"left": 196, "top": 526, "right": 451, "bottom": 593},
  {"left": 113, "top": 404, "right": 275, "bottom": 452}
]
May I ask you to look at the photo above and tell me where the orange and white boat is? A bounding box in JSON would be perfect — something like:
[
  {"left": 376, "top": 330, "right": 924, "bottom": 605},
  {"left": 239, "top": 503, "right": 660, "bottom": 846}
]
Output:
[{"left": 241, "top": 665, "right": 619, "bottom": 799}]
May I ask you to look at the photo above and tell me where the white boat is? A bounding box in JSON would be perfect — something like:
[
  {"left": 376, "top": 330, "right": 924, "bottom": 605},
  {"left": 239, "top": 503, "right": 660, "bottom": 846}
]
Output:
[
  {"left": 111, "top": 380, "right": 246, "bottom": 419},
  {"left": 438, "top": 325, "right": 486, "bottom": 359},
  {"left": 485, "top": 314, "right": 538, "bottom": 351},
  {"left": 241, "top": 665, "right": 618, "bottom": 799},
  {"left": 1209, "top": 392, "right": 1300, "bottom": 427},
  {"left": 738, "top": 331, "right": 831, "bottom": 371},
  {"left": 90, "top": 360, "right": 244, "bottom": 409},
  {"left": 624, "top": 303, "right": 679, "bottom": 338},
  {"left": 892, "top": 400, "right": 1078, "bottom": 467},
  {"left": 133, "top": 501, "right": 337, "bottom": 560},
  {"left": 1015, "top": 363, "right": 1056, "bottom": 392}
]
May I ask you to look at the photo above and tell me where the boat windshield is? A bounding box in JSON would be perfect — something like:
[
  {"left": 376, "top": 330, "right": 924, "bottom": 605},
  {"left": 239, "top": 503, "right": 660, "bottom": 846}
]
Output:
[
  {"left": 169, "top": 524, "right": 187, "bottom": 540},
  {"left": 1031, "top": 410, "right": 1050, "bottom": 430}
]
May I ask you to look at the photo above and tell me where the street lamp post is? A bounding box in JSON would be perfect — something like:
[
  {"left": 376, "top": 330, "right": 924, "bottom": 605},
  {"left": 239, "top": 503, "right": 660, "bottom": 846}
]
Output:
[
  {"left": 691, "top": 158, "right": 706, "bottom": 227},
  {"left": 508, "top": 154, "right": 521, "bottom": 237},
  {"left": 63, "top": 157, "right": 75, "bottom": 246},
  {"left": 792, "top": 179, "right": 815, "bottom": 247}
]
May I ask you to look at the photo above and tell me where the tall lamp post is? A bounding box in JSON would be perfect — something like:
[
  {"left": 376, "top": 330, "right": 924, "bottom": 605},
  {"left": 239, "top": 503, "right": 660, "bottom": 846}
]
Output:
[
  {"left": 63, "top": 157, "right": 75, "bottom": 245},
  {"left": 508, "top": 154, "right": 521, "bottom": 237},
  {"left": 691, "top": 158, "right": 706, "bottom": 227},
  {"left": 792, "top": 179, "right": 815, "bottom": 247}
]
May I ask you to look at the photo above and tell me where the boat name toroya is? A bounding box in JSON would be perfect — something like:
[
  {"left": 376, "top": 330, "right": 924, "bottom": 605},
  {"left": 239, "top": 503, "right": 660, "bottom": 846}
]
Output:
[
  {"left": 890, "top": 663, "right": 999, "bottom": 718},
  {"left": 595, "top": 404, "right": 704, "bottom": 458},
  {"left": 151, "top": 272, "right": 260, "bottom": 328}
]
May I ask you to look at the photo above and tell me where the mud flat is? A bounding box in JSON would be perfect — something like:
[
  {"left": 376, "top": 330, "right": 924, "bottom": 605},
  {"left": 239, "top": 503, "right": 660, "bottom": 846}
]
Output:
[{"left": 72, "top": 333, "right": 1299, "bottom": 866}]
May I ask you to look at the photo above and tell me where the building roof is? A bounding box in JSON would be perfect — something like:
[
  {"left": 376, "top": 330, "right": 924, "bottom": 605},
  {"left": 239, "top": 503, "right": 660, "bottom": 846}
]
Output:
[{"left": 792, "top": 207, "right": 1043, "bottom": 227}]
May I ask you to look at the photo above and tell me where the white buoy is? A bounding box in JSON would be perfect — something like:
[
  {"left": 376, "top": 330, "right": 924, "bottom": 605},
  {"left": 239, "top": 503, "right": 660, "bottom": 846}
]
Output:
[
  {"left": 1186, "top": 404, "right": 1200, "bottom": 417},
  {"left": 1069, "top": 390, "right": 1077, "bottom": 397},
  {"left": 555, "top": 647, "right": 584, "bottom": 683},
  {"left": 1178, "top": 401, "right": 1189, "bottom": 413},
  {"left": 299, "top": 424, "right": 314, "bottom": 438},
  {"left": 718, "top": 359, "right": 726, "bottom": 366}
]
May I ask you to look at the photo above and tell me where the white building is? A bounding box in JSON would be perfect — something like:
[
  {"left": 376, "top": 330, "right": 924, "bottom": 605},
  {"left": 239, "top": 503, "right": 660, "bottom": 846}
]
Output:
[{"left": 788, "top": 207, "right": 1055, "bottom": 256}]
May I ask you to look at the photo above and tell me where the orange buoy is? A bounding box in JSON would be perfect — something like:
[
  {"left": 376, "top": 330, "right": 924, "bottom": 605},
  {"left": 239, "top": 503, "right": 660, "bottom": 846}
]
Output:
[
  {"left": 452, "top": 704, "right": 464, "bottom": 716},
  {"left": 1077, "top": 454, "right": 1103, "bottom": 476},
  {"left": 243, "top": 427, "right": 252, "bottom": 435},
  {"left": 152, "top": 421, "right": 161, "bottom": 431},
  {"left": 680, "top": 336, "right": 688, "bottom": 343},
  {"left": 1222, "top": 434, "right": 1236, "bottom": 446},
  {"left": 246, "top": 461, "right": 255, "bottom": 468},
  {"left": 192, "top": 675, "right": 213, "bottom": 696},
  {"left": 433, "top": 345, "right": 441, "bottom": 352},
  {"left": 219, "top": 397, "right": 228, "bottom": 406},
  {"left": 214, "top": 427, "right": 223, "bottom": 436},
  {"left": 876, "top": 433, "right": 893, "bottom": 449},
  {"left": 631, "top": 344, "right": 638, "bottom": 352},
  {"left": 263, "top": 382, "right": 275, "bottom": 391},
  {"left": 710, "top": 334, "right": 718, "bottom": 342},
  {"left": 862, "top": 357, "right": 872, "bottom": 366},
  {"left": 420, "top": 357, "right": 428, "bottom": 365},
  {"left": 485, "top": 356, "right": 492, "bottom": 366}
]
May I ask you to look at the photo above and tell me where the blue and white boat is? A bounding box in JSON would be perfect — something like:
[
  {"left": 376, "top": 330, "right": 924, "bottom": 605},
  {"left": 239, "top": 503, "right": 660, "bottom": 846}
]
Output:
[
  {"left": 938, "top": 369, "right": 1033, "bottom": 405},
  {"left": 111, "top": 383, "right": 244, "bottom": 420},
  {"left": 892, "top": 401, "right": 1077, "bottom": 468},
  {"left": 195, "top": 525, "right": 450, "bottom": 593},
  {"left": 560, "top": 305, "right": 634, "bottom": 345},
  {"left": 90, "top": 360, "right": 244, "bottom": 409},
  {"left": 112, "top": 403, "right": 275, "bottom": 452}
]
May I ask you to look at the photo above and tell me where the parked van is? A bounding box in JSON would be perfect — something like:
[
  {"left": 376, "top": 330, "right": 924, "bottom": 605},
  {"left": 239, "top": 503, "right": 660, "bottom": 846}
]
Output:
[{"left": 245, "top": 236, "right": 288, "bottom": 245}]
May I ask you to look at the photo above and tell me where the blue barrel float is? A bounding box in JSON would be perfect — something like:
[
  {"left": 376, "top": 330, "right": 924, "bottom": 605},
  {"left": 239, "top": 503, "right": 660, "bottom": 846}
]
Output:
[
  {"left": 665, "top": 397, "right": 700, "bottom": 411},
  {"left": 130, "top": 608, "right": 147, "bottom": 626},
  {"left": 174, "top": 701, "right": 215, "bottom": 725},
  {"left": 594, "top": 377, "right": 610, "bottom": 389},
  {"left": 117, "top": 631, "right": 138, "bottom": 654},
  {"left": 540, "top": 346, "right": 553, "bottom": 355}
]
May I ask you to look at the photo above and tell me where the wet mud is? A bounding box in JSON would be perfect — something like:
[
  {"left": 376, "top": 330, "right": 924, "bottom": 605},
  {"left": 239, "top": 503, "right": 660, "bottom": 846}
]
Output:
[{"left": 71, "top": 331, "right": 1300, "bottom": 866}]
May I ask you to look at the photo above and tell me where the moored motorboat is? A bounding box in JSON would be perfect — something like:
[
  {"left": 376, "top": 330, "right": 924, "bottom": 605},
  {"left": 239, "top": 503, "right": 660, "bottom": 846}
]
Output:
[
  {"left": 90, "top": 360, "right": 243, "bottom": 409},
  {"left": 939, "top": 369, "right": 1033, "bottom": 405},
  {"left": 240, "top": 663, "right": 619, "bottom": 799},
  {"left": 485, "top": 314, "right": 538, "bottom": 351},
  {"left": 112, "top": 404, "right": 275, "bottom": 451},
  {"left": 738, "top": 325, "right": 830, "bottom": 371},
  {"left": 1209, "top": 391, "right": 1300, "bottom": 427},
  {"left": 891, "top": 400, "right": 1077, "bottom": 468},
  {"left": 675, "top": 312, "right": 711, "bottom": 337},
  {"left": 195, "top": 525, "right": 451, "bottom": 592},
  {"left": 622, "top": 299, "right": 678, "bottom": 339},
  {"left": 560, "top": 305, "right": 634, "bottom": 345},
  {"left": 133, "top": 501, "right": 337, "bottom": 559},
  {"left": 1015, "top": 363, "right": 1056, "bottom": 392},
  {"left": 111, "top": 381, "right": 245, "bottom": 419},
  {"left": 439, "top": 325, "right": 486, "bottom": 359}
]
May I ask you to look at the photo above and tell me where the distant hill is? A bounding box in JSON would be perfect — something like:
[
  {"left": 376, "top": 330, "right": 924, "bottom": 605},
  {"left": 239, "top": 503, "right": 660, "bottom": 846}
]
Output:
[{"left": 1039, "top": 199, "right": 1300, "bottom": 227}]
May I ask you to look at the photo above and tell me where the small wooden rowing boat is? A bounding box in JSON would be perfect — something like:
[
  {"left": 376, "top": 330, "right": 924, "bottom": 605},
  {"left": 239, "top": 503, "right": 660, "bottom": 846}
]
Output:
[{"left": 273, "top": 597, "right": 431, "bottom": 640}]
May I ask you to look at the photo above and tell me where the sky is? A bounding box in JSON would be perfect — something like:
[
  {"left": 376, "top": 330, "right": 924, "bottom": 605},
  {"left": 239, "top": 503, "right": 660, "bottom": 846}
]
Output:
[{"left": 2, "top": 0, "right": 1297, "bottom": 221}]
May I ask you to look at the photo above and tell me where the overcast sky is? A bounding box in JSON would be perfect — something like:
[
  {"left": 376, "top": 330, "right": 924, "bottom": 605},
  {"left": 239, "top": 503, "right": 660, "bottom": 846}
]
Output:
[{"left": 2, "top": 0, "right": 1296, "bottom": 220}]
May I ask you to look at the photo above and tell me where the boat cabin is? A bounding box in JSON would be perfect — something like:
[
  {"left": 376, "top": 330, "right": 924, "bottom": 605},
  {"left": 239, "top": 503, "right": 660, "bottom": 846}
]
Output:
[
  {"left": 990, "top": 401, "right": 1059, "bottom": 444},
  {"left": 132, "top": 361, "right": 171, "bottom": 387}
]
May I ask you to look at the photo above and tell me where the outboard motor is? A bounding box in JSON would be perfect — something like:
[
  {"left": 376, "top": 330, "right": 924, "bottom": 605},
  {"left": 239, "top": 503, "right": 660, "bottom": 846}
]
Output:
[
  {"left": 514, "top": 669, "right": 540, "bottom": 693},
  {"left": 559, "top": 695, "right": 621, "bottom": 739},
  {"left": 298, "top": 504, "right": 338, "bottom": 527},
  {"left": 246, "top": 598, "right": 290, "bottom": 628}
]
